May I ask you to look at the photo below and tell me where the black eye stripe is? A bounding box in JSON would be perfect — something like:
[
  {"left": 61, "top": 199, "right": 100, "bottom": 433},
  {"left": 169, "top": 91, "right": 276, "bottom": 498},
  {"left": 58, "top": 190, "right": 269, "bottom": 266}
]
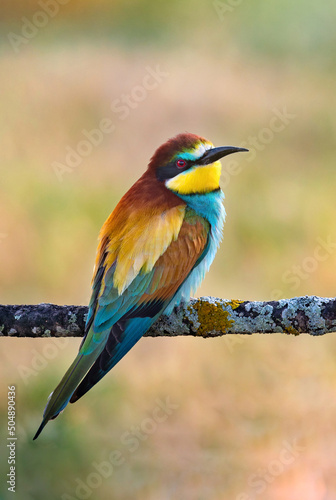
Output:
[{"left": 156, "top": 159, "right": 192, "bottom": 182}]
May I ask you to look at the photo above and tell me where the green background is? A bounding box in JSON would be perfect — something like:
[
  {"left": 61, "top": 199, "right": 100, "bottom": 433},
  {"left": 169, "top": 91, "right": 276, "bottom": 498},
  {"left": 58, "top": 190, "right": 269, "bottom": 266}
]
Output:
[{"left": 0, "top": 1, "right": 336, "bottom": 499}]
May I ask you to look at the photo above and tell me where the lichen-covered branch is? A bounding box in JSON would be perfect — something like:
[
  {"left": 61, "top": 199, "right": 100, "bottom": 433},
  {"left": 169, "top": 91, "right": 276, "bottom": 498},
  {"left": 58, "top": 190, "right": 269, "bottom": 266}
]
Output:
[{"left": 0, "top": 296, "right": 335, "bottom": 338}]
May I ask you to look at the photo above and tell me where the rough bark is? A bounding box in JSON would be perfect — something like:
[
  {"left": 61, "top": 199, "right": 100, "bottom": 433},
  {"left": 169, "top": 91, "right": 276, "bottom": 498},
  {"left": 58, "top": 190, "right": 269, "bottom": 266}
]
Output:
[{"left": 0, "top": 296, "right": 335, "bottom": 338}]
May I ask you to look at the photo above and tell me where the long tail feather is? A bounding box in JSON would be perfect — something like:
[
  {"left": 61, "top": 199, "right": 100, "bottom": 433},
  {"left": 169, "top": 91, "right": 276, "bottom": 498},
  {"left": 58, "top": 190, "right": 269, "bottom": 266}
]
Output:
[
  {"left": 70, "top": 316, "right": 157, "bottom": 404},
  {"left": 33, "top": 349, "right": 99, "bottom": 440}
]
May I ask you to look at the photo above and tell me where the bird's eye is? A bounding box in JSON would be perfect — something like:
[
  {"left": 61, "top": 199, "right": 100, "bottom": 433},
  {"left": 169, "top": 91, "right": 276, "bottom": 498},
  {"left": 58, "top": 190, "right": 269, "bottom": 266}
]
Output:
[{"left": 176, "top": 159, "right": 187, "bottom": 168}]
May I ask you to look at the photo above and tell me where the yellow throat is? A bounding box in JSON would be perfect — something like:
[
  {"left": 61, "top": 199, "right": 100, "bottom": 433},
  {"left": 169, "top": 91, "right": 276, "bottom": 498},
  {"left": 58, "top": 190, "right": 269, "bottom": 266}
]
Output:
[{"left": 165, "top": 161, "right": 222, "bottom": 194}]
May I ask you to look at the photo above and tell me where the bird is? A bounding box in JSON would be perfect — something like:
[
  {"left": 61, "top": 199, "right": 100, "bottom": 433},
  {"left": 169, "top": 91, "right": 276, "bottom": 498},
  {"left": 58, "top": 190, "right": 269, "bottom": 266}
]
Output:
[{"left": 33, "top": 132, "right": 247, "bottom": 439}]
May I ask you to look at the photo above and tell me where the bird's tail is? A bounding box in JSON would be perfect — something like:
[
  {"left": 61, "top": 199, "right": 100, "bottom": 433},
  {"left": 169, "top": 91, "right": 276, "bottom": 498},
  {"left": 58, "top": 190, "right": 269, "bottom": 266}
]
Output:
[{"left": 33, "top": 349, "right": 99, "bottom": 440}]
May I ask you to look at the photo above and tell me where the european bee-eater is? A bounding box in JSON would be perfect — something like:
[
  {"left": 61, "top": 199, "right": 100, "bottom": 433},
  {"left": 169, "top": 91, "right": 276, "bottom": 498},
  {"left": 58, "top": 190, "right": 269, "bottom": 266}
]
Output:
[{"left": 34, "top": 132, "right": 247, "bottom": 439}]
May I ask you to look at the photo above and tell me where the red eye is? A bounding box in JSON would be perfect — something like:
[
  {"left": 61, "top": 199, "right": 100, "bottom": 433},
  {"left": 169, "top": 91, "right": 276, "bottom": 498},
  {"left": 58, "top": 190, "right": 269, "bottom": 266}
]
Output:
[{"left": 176, "top": 159, "right": 186, "bottom": 168}]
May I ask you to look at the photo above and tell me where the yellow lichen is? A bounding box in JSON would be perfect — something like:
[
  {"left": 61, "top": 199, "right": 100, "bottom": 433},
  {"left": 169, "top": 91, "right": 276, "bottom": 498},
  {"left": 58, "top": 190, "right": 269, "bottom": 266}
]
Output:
[
  {"left": 189, "top": 300, "right": 241, "bottom": 336},
  {"left": 227, "top": 300, "right": 244, "bottom": 310},
  {"left": 284, "top": 325, "right": 300, "bottom": 336}
]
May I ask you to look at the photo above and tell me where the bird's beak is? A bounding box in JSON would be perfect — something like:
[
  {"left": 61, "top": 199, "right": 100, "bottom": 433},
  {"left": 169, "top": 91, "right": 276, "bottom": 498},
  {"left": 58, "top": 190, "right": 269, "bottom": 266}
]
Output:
[{"left": 199, "top": 146, "right": 248, "bottom": 165}]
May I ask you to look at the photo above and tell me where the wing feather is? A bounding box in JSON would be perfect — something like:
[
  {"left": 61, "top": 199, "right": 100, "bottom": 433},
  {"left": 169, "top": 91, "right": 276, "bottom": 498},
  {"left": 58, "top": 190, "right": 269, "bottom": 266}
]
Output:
[
  {"left": 70, "top": 210, "right": 209, "bottom": 403},
  {"left": 35, "top": 170, "right": 214, "bottom": 436}
]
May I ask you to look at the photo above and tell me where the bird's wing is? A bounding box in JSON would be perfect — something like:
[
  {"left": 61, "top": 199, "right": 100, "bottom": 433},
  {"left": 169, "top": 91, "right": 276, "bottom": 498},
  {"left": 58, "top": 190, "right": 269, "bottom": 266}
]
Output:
[
  {"left": 34, "top": 200, "right": 209, "bottom": 438},
  {"left": 70, "top": 207, "right": 210, "bottom": 402}
]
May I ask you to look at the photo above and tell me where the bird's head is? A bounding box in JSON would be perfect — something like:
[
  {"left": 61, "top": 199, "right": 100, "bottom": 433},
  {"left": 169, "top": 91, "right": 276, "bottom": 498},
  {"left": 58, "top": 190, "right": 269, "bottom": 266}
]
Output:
[{"left": 149, "top": 133, "right": 248, "bottom": 195}]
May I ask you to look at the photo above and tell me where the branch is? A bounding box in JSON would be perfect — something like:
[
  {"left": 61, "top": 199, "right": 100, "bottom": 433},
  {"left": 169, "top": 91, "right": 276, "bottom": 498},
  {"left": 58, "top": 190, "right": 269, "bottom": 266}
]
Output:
[{"left": 0, "top": 296, "right": 335, "bottom": 338}]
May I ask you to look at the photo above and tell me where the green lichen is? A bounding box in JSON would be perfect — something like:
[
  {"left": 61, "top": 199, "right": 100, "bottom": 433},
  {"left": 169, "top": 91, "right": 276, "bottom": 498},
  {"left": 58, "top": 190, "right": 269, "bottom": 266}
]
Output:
[
  {"left": 68, "top": 313, "right": 77, "bottom": 324},
  {"left": 188, "top": 299, "right": 243, "bottom": 336}
]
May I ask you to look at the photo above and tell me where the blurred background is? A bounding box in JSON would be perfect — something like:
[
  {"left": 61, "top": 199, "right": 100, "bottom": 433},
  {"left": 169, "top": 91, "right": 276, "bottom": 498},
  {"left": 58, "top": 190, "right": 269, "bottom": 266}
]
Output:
[{"left": 1, "top": 1, "right": 336, "bottom": 499}]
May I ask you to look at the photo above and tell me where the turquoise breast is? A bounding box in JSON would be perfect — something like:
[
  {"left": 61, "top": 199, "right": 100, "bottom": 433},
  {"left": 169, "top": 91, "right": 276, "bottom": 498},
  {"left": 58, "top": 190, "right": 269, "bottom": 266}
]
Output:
[{"left": 165, "top": 189, "right": 226, "bottom": 312}]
